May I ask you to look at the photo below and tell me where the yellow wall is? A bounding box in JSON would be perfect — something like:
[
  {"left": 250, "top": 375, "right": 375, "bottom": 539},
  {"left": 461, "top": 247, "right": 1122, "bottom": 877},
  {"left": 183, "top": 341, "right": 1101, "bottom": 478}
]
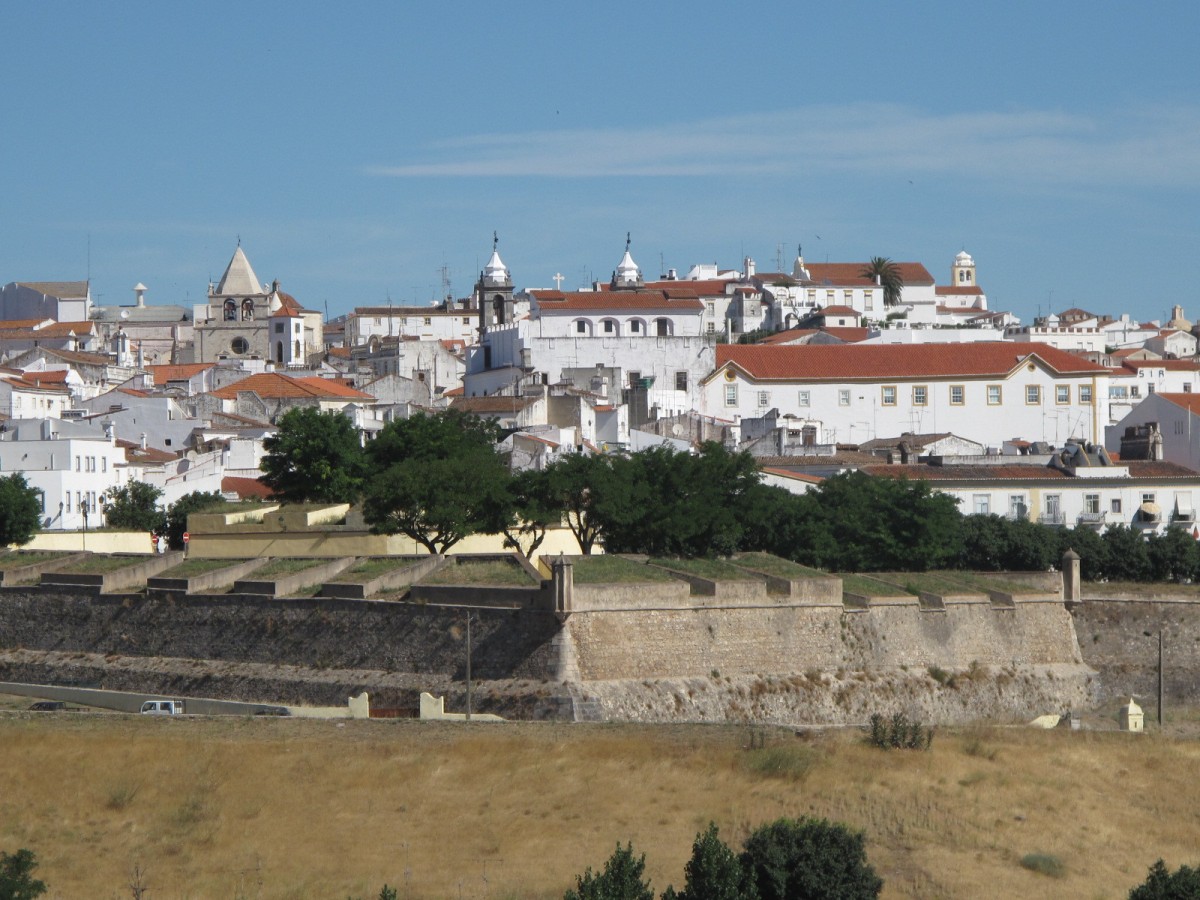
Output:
[{"left": 21, "top": 531, "right": 156, "bottom": 555}]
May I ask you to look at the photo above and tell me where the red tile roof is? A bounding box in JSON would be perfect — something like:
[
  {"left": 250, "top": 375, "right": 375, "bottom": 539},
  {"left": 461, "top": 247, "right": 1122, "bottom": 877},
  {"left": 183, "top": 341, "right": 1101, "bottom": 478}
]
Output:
[
  {"left": 531, "top": 289, "right": 704, "bottom": 312},
  {"left": 935, "top": 286, "right": 985, "bottom": 296},
  {"left": 20, "top": 370, "right": 70, "bottom": 385},
  {"left": 760, "top": 467, "right": 824, "bottom": 483},
  {"left": 759, "top": 327, "right": 871, "bottom": 345},
  {"left": 714, "top": 342, "right": 1110, "bottom": 381},
  {"left": 644, "top": 279, "right": 733, "bottom": 295},
  {"left": 270, "top": 304, "right": 301, "bottom": 318},
  {"left": 0, "top": 319, "right": 52, "bottom": 330},
  {"left": 221, "top": 475, "right": 275, "bottom": 500},
  {"left": 147, "top": 363, "right": 215, "bottom": 383},
  {"left": 1160, "top": 393, "right": 1200, "bottom": 416},
  {"left": 803, "top": 262, "right": 935, "bottom": 287},
  {"left": 818, "top": 305, "right": 860, "bottom": 317},
  {"left": 1122, "top": 360, "right": 1200, "bottom": 372},
  {"left": 450, "top": 395, "right": 536, "bottom": 414},
  {"left": 209, "top": 372, "right": 373, "bottom": 401}
]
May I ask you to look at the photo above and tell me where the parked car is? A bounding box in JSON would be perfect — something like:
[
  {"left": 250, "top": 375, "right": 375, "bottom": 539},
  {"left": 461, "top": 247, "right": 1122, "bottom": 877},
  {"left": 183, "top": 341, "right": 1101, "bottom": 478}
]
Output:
[
  {"left": 140, "top": 700, "right": 185, "bottom": 715},
  {"left": 29, "top": 700, "right": 66, "bottom": 712}
]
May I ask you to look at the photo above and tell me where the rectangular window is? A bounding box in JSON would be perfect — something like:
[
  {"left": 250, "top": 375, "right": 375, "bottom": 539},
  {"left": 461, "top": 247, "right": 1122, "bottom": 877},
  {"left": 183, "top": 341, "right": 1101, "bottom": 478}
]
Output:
[
  {"left": 706, "top": 322, "right": 715, "bottom": 334},
  {"left": 576, "top": 320, "right": 586, "bottom": 334},
  {"left": 757, "top": 391, "right": 770, "bottom": 407},
  {"left": 1131, "top": 386, "right": 1141, "bottom": 398},
  {"left": 825, "top": 290, "right": 835, "bottom": 304},
  {"left": 101, "top": 458, "right": 106, "bottom": 472},
  {"left": 973, "top": 494, "right": 990, "bottom": 515},
  {"left": 1080, "top": 385, "right": 1093, "bottom": 403},
  {"left": 949, "top": 385, "right": 965, "bottom": 405},
  {"left": 75, "top": 456, "right": 81, "bottom": 472},
  {"left": 844, "top": 290, "right": 854, "bottom": 304},
  {"left": 724, "top": 384, "right": 738, "bottom": 406},
  {"left": 1111, "top": 498, "right": 1123, "bottom": 514},
  {"left": 1085, "top": 494, "right": 1100, "bottom": 515},
  {"left": 839, "top": 389, "right": 851, "bottom": 407},
  {"left": 603, "top": 320, "right": 614, "bottom": 334},
  {"left": 881, "top": 386, "right": 897, "bottom": 406},
  {"left": 65, "top": 493, "right": 70, "bottom": 512},
  {"left": 705, "top": 301, "right": 715, "bottom": 316},
  {"left": 423, "top": 317, "right": 432, "bottom": 326},
  {"left": 912, "top": 385, "right": 927, "bottom": 406},
  {"left": 864, "top": 290, "right": 874, "bottom": 311},
  {"left": 798, "top": 390, "right": 811, "bottom": 407},
  {"left": 1009, "top": 495, "right": 1027, "bottom": 518},
  {"left": 1056, "top": 385, "right": 1070, "bottom": 404},
  {"left": 1186, "top": 384, "right": 1193, "bottom": 393},
  {"left": 274, "top": 322, "right": 284, "bottom": 333},
  {"left": 1026, "top": 385, "right": 1041, "bottom": 404},
  {"left": 675, "top": 371, "right": 688, "bottom": 392},
  {"left": 987, "top": 385, "right": 1002, "bottom": 405},
  {"left": 462, "top": 317, "right": 470, "bottom": 325},
  {"left": 1143, "top": 493, "right": 1156, "bottom": 504}
]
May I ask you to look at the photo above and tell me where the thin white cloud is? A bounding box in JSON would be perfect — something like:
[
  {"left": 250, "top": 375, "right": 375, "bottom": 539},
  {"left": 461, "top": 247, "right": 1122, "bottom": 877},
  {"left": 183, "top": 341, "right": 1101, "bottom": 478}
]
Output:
[{"left": 365, "top": 103, "right": 1200, "bottom": 187}]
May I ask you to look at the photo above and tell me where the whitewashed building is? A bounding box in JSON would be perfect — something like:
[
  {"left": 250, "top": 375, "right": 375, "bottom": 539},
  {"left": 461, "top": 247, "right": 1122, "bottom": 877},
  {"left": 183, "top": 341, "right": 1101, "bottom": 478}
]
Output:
[{"left": 701, "top": 342, "right": 1112, "bottom": 448}]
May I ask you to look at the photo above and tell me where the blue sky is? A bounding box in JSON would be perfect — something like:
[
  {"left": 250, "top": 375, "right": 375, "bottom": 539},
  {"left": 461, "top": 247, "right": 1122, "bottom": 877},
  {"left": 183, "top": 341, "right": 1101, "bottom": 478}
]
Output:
[{"left": 2, "top": 2, "right": 1197, "bottom": 324}]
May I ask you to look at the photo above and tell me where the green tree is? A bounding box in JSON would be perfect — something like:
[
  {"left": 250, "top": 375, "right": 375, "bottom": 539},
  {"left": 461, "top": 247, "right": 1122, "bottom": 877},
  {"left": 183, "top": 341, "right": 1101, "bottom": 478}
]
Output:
[
  {"left": 1101, "top": 526, "right": 1152, "bottom": 582},
  {"left": 1147, "top": 527, "right": 1198, "bottom": 583},
  {"left": 859, "top": 257, "right": 904, "bottom": 308},
  {"left": 958, "top": 514, "right": 1011, "bottom": 571},
  {"left": 667, "top": 823, "right": 757, "bottom": 900},
  {"left": 260, "top": 407, "right": 366, "bottom": 503},
  {"left": 362, "top": 411, "right": 511, "bottom": 554},
  {"left": 792, "top": 472, "right": 961, "bottom": 572},
  {"left": 565, "top": 843, "right": 654, "bottom": 900},
  {"left": 1057, "top": 526, "right": 1109, "bottom": 582},
  {"left": 1128, "top": 859, "right": 1200, "bottom": 899},
  {"left": 998, "top": 518, "right": 1058, "bottom": 572},
  {"left": 0, "top": 848, "right": 47, "bottom": 900},
  {"left": 0, "top": 474, "right": 42, "bottom": 547},
  {"left": 103, "top": 481, "right": 166, "bottom": 533},
  {"left": 740, "top": 817, "right": 882, "bottom": 900},
  {"left": 165, "top": 490, "right": 225, "bottom": 549},
  {"left": 500, "top": 468, "right": 561, "bottom": 560},
  {"left": 543, "top": 453, "right": 637, "bottom": 555}
]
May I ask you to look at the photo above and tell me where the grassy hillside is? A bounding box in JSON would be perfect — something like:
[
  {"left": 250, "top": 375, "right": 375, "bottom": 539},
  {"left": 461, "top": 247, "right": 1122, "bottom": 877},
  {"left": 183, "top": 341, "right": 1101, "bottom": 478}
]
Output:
[{"left": 1, "top": 711, "right": 1197, "bottom": 899}]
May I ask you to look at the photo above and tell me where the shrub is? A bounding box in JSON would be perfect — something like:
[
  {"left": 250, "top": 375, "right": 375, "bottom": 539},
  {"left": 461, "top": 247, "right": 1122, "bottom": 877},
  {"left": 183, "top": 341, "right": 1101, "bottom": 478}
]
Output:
[
  {"left": 1020, "top": 853, "right": 1066, "bottom": 879},
  {"left": 564, "top": 843, "right": 653, "bottom": 900},
  {"left": 740, "top": 817, "right": 882, "bottom": 900},
  {"left": 1128, "top": 859, "right": 1200, "bottom": 898},
  {"left": 0, "top": 848, "right": 48, "bottom": 898},
  {"left": 866, "top": 713, "right": 933, "bottom": 751}
]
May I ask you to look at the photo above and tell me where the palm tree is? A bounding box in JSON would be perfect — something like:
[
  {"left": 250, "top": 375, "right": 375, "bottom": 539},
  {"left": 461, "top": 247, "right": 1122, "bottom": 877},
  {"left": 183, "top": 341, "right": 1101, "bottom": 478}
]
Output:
[{"left": 860, "top": 256, "right": 904, "bottom": 308}]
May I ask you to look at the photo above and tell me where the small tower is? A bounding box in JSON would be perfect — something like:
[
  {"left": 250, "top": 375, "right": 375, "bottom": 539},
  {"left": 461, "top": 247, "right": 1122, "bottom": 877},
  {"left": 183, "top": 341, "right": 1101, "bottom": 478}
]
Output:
[
  {"left": 952, "top": 250, "right": 976, "bottom": 286},
  {"left": 1119, "top": 697, "right": 1144, "bottom": 733},
  {"left": 476, "top": 232, "right": 515, "bottom": 333},
  {"left": 133, "top": 282, "right": 147, "bottom": 308},
  {"left": 792, "top": 244, "right": 810, "bottom": 281},
  {"left": 611, "top": 233, "right": 644, "bottom": 289}
]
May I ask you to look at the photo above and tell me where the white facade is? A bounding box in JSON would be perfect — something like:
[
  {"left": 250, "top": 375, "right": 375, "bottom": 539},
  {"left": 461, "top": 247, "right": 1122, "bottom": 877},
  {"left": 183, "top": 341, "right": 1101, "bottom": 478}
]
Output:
[
  {"left": 347, "top": 306, "right": 479, "bottom": 346},
  {"left": 702, "top": 343, "right": 1112, "bottom": 449},
  {"left": 0, "top": 418, "right": 124, "bottom": 530},
  {"left": 1106, "top": 393, "right": 1200, "bottom": 473}
]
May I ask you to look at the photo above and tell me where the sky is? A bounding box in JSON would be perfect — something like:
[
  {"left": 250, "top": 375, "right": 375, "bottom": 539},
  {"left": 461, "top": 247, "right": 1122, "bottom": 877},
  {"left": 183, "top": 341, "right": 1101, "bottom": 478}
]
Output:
[{"left": 2, "top": 2, "right": 1198, "bottom": 325}]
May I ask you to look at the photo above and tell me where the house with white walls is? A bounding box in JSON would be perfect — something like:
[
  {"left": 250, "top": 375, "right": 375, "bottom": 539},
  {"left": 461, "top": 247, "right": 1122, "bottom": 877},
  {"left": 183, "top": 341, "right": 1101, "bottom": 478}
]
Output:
[{"left": 700, "top": 342, "right": 1111, "bottom": 448}]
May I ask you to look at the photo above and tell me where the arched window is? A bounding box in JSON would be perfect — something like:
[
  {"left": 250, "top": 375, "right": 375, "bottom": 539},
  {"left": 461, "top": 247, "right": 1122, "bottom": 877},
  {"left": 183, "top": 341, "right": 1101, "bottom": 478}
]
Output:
[
  {"left": 242, "top": 299, "right": 255, "bottom": 320},
  {"left": 628, "top": 318, "right": 645, "bottom": 335},
  {"left": 574, "top": 319, "right": 591, "bottom": 336},
  {"left": 223, "top": 299, "right": 237, "bottom": 321},
  {"left": 294, "top": 339, "right": 301, "bottom": 359},
  {"left": 601, "top": 318, "right": 619, "bottom": 336},
  {"left": 275, "top": 342, "right": 284, "bottom": 363},
  {"left": 655, "top": 318, "right": 672, "bottom": 336}
]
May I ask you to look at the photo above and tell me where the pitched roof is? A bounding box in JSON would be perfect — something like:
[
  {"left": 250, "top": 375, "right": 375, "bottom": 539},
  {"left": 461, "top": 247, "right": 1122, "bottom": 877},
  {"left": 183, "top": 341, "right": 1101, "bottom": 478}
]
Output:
[
  {"left": 860, "top": 461, "right": 1200, "bottom": 482},
  {"left": 1159, "top": 393, "right": 1200, "bottom": 416},
  {"left": 1122, "top": 359, "right": 1200, "bottom": 372},
  {"left": 215, "top": 247, "right": 263, "bottom": 296},
  {"left": 0, "top": 373, "right": 70, "bottom": 394},
  {"left": 0, "top": 321, "right": 97, "bottom": 338},
  {"left": 0, "top": 319, "right": 52, "bottom": 330},
  {"left": 15, "top": 281, "right": 89, "bottom": 298},
  {"left": 714, "top": 342, "right": 1110, "bottom": 381},
  {"left": 644, "top": 279, "right": 733, "bottom": 295},
  {"left": 221, "top": 475, "right": 275, "bottom": 500},
  {"left": 209, "top": 372, "right": 373, "bottom": 401},
  {"left": 818, "top": 305, "right": 860, "bottom": 317},
  {"left": 450, "top": 395, "right": 537, "bottom": 414},
  {"left": 935, "top": 286, "right": 985, "bottom": 296},
  {"left": 801, "top": 262, "right": 935, "bottom": 287},
  {"left": 758, "top": 327, "right": 871, "bottom": 345},
  {"left": 147, "top": 363, "right": 215, "bottom": 383},
  {"left": 531, "top": 289, "right": 704, "bottom": 312}
]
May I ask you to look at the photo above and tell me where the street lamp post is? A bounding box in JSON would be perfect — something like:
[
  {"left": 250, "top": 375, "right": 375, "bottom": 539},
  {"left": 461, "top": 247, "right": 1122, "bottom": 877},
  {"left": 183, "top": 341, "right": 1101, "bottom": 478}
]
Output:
[{"left": 80, "top": 500, "right": 89, "bottom": 552}]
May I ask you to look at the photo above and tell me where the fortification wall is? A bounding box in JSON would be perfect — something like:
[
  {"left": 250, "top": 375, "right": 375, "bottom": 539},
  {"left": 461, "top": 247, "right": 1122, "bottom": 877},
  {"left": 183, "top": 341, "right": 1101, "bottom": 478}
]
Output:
[{"left": 565, "top": 599, "right": 1081, "bottom": 680}]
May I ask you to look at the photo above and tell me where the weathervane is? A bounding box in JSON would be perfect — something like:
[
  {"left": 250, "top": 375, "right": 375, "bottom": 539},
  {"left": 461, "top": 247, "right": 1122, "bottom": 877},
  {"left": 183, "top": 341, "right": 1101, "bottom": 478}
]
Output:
[
  {"left": 625, "top": 231, "right": 631, "bottom": 252},
  {"left": 493, "top": 231, "right": 499, "bottom": 252}
]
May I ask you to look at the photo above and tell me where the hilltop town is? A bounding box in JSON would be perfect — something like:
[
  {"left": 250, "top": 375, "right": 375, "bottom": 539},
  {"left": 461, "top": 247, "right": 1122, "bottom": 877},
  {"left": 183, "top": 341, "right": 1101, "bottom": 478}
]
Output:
[{"left": 2, "top": 237, "right": 1198, "bottom": 533}]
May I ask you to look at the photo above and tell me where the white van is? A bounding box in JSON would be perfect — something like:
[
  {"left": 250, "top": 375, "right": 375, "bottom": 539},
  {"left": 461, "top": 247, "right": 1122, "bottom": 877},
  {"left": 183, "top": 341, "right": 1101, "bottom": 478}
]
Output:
[{"left": 140, "top": 700, "right": 184, "bottom": 715}]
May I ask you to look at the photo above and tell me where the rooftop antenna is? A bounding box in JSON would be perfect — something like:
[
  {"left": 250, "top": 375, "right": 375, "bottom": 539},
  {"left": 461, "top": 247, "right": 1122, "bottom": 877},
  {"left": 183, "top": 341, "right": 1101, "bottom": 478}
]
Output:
[
  {"left": 493, "top": 230, "right": 499, "bottom": 252},
  {"left": 439, "top": 264, "right": 452, "bottom": 302}
]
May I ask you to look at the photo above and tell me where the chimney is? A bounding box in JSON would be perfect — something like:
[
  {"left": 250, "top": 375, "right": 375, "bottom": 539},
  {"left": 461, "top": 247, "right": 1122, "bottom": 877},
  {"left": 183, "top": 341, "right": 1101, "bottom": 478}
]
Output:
[
  {"left": 133, "top": 283, "right": 147, "bottom": 307},
  {"left": 140, "top": 432, "right": 147, "bottom": 450},
  {"left": 744, "top": 257, "right": 756, "bottom": 279}
]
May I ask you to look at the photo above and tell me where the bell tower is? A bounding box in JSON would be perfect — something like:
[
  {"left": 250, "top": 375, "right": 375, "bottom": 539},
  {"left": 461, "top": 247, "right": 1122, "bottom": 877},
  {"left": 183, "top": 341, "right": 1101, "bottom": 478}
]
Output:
[
  {"left": 476, "top": 231, "right": 515, "bottom": 335},
  {"left": 952, "top": 250, "right": 976, "bottom": 287}
]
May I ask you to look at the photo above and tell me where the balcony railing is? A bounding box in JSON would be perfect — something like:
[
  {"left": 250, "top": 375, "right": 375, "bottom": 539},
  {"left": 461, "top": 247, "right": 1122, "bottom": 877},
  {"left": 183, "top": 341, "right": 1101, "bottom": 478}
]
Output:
[{"left": 1038, "top": 511, "right": 1066, "bottom": 526}]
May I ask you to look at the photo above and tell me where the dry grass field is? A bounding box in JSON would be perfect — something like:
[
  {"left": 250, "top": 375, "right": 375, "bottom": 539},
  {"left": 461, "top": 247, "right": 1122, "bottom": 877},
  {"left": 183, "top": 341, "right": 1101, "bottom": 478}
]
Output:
[{"left": 2, "top": 710, "right": 1199, "bottom": 899}]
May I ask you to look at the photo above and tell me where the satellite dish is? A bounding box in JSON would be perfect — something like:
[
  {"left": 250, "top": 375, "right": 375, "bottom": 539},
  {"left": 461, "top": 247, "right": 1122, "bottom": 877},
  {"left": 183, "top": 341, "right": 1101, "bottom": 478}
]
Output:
[
  {"left": 120, "top": 310, "right": 129, "bottom": 319},
  {"left": 671, "top": 424, "right": 684, "bottom": 437}
]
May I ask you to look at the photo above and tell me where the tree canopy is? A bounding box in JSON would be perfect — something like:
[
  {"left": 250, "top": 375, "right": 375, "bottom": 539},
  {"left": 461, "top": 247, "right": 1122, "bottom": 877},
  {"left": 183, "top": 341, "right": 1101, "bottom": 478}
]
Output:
[
  {"left": 165, "top": 490, "right": 225, "bottom": 549},
  {"left": 0, "top": 848, "right": 47, "bottom": 899},
  {"left": 564, "top": 843, "right": 654, "bottom": 900},
  {"left": 260, "top": 407, "right": 366, "bottom": 504},
  {"left": 740, "top": 817, "right": 882, "bottom": 900},
  {"left": 0, "top": 475, "right": 42, "bottom": 547},
  {"left": 859, "top": 257, "right": 904, "bottom": 308},
  {"left": 1128, "top": 859, "right": 1200, "bottom": 899},
  {"left": 102, "top": 481, "right": 166, "bottom": 533},
  {"left": 362, "top": 411, "right": 511, "bottom": 554}
]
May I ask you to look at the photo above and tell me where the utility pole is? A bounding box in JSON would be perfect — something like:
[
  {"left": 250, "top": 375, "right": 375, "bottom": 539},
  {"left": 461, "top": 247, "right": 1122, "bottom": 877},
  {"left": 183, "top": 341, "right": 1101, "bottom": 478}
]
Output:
[
  {"left": 465, "top": 612, "right": 473, "bottom": 722},
  {"left": 1158, "top": 628, "right": 1164, "bottom": 729}
]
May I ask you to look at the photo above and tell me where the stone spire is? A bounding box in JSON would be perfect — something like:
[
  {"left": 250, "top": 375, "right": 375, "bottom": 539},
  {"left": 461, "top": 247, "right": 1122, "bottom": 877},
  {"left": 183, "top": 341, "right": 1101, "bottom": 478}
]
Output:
[
  {"left": 481, "top": 231, "right": 511, "bottom": 287},
  {"left": 215, "top": 246, "right": 263, "bottom": 296},
  {"left": 612, "top": 232, "right": 643, "bottom": 289}
]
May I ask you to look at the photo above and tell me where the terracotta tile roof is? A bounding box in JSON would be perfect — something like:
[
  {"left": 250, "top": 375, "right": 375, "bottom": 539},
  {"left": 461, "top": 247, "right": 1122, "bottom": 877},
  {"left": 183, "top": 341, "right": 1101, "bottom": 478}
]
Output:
[
  {"left": 818, "top": 305, "right": 859, "bottom": 316},
  {"left": 935, "top": 286, "right": 985, "bottom": 295},
  {"left": 714, "top": 342, "right": 1110, "bottom": 381},
  {"left": 0, "top": 319, "right": 52, "bottom": 330},
  {"left": 326, "top": 347, "right": 351, "bottom": 358},
  {"left": 353, "top": 305, "right": 470, "bottom": 316},
  {"left": 15, "top": 281, "right": 89, "bottom": 298},
  {"left": 531, "top": 289, "right": 704, "bottom": 312},
  {"left": 1122, "top": 360, "right": 1200, "bottom": 372},
  {"left": 209, "top": 372, "right": 373, "bottom": 401},
  {"left": 115, "top": 439, "right": 177, "bottom": 463},
  {"left": 276, "top": 291, "right": 304, "bottom": 312},
  {"left": 1, "top": 374, "right": 70, "bottom": 393},
  {"left": 760, "top": 467, "right": 824, "bottom": 483},
  {"left": 1159, "top": 393, "right": 1200, "bottom": 416},
  {"left": 270, "top": 304, "right": 301, "bottom": 318},
  {"left": 758, "top": 327, "right": 871, "bottom": 345},
  {"left": 35, "top": 349, "right": 113, "bottom": 366},
  {"left": 860, "top": 461, "right": 1200, "bottom": 482},
  {"left": 802, "top": 262, "right": 935, "bottom": 287},
  {"left": 221, "top": 475, "right": 275, "bottom": 499},
  {"left": 443, "top": 386, "right": 464, "bottom": 397},
  {"left": 209, "top": 411, "right": 276, "bottom": 429},
  {"left": 116, "top": 387, "right": 151, "bottom": 398},
  {"left": 514, "top": 432, "right": 560, "bottom": 448},
  {"left": 754, "top": 451, "right": 882, "bottom": 468},
  {"left": 450, "top": 395, "right": 536, "bottom": 414},
  {"left": 644, "top": 279, "right": 733, "bottom": 295},
  {"left": 148, "top": 363, "right": 215, "bottom": 382},
  {"left": 20, "top": 370, "right": 70, "bottom": 385}
]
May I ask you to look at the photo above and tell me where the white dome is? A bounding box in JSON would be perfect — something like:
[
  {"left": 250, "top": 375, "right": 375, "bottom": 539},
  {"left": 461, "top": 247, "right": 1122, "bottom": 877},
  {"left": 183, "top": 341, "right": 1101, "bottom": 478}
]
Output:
[{"left": 955, "top": 250, "right": 975, "bottom": 265}]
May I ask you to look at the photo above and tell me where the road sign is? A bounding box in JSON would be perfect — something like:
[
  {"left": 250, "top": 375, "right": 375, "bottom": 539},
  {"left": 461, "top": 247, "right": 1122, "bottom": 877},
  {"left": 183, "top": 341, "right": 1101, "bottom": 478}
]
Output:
[
  {"left": 151, "top": 532, "right": 157, "bottom": 548},
  {"left": 182, "top": 532, "right": 190, "bottom": 544}
]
